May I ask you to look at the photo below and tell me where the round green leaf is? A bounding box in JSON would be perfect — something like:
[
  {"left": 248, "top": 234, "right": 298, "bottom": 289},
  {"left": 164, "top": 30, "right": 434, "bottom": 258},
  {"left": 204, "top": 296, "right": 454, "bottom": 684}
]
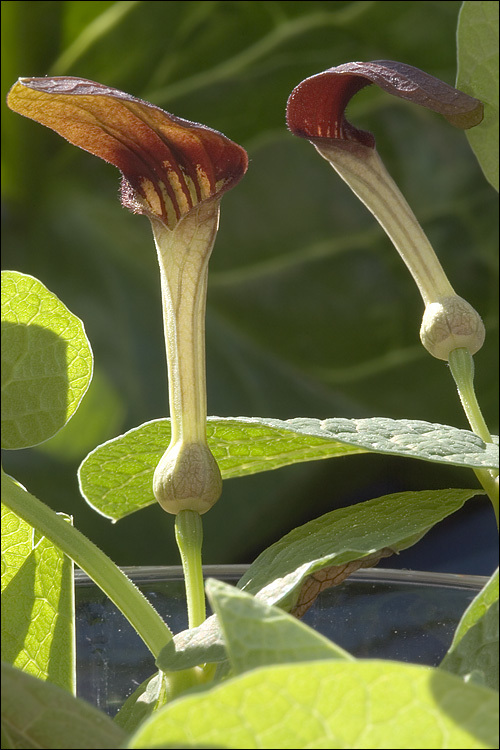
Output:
[
  {"left": 127, "top": 660, "right": 499, "bottom": 749},
  {"left": 1, "top": 271, "right": 93, "bottom": 449}
]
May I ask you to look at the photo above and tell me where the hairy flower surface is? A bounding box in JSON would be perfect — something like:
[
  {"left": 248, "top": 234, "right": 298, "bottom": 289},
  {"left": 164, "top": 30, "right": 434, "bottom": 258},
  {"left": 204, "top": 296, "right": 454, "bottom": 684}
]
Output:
[
  {"left": 7, "top": 77, "right": 248, "bottom": 229},
  {"left": 8, "top": 76, "right": 249, "bottom": 515}
]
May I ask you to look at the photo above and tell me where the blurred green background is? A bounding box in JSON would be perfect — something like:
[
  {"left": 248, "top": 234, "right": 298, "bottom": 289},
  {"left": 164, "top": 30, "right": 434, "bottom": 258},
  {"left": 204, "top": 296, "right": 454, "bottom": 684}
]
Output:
[{"left": 2, "top": 1, "right": 498, "bottom": 573}]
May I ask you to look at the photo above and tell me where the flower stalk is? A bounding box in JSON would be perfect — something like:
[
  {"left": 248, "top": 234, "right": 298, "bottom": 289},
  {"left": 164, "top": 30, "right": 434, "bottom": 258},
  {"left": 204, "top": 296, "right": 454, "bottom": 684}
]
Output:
[
  {"left": 311, "top": 139, "right": 486, "bottom": 361},
  {"left": 286, "top": 61, "right": 497, "bottom": 514},
  {"left": 175, "top": 510, "right": 206, "bottom": 628},
  {"left": 286, "top": 61, "right": 486, "bottom": 364},
  {"left": 6, "top": 76, "right": 248, "bottom": 623},
  {"left": 313, "top": 140, "right": 455, "bottom": 305}
]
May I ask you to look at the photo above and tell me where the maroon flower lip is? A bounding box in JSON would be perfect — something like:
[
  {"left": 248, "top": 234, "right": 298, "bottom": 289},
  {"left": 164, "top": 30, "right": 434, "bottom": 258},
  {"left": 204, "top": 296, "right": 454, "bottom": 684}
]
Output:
[
  {"left": 286, "top": 60, "right": 484, "bottom": 148},
  {"left": 7, "top": 76, "right": 248, "bottom": 229}
]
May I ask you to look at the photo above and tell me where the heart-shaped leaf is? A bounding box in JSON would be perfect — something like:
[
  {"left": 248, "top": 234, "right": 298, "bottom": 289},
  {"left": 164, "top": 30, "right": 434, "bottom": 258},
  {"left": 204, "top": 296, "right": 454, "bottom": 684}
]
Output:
[
  {"left": 1, "top": 271, "right": 93, "bottom": 450},
  {"left": 127, "top": 659, "right": 499, "bottom": 749}
]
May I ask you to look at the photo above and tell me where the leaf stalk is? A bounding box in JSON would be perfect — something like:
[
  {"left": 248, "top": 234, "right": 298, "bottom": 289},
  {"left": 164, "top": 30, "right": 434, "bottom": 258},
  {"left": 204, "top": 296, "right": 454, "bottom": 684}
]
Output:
[
  {"left": 448, "top": 348, "right": 499, "bottom": 525},
  {"left": 175, "top": 510, "right": 206, "bottom": 629}
]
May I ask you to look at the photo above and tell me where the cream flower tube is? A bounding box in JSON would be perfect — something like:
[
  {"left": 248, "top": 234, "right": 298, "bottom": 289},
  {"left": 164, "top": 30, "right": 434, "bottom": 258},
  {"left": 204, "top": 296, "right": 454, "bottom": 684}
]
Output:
[
  {"left": 150, "top": 202, "right": 223, "bottom": 514},
  {"left": 7, "top": 77, "right": 248, "bottom": 515}
]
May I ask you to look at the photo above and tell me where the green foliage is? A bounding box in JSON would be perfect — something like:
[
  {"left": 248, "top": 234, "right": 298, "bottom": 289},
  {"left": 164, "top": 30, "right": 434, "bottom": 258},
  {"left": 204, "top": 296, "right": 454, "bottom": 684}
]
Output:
[
  {"left": 113, "top": 672, "right": 169, "bottom": 734},
  {"left": 127, "top": 660, "right": 499, "bottom": 749},
  {"left": 206, "top": 578, "right": 352, "bottom": 674},
  {"left": 78, "top": 416, "right": 497, "bottom": 519},
  {"left": 450, "top": 567, "right": 499, "bottom": 643},
  {"left": 1, "top": 470, "right": 173, "bottom": 661},
  {"left": 441, "top": 568, "right": 499, "bottom": 689},
  {"left": 238, "top": 489, "right": 481, "bottom": 600},
  {"left": 0, "top": 3, "right": 498, "bottom": 749},
  {"left": 2, "top": 0, "right": 498, "bottom": 566},
  {"left": 1, "top": 500, "right": 74, "bottom": 694},
  {"left": 159, "top": 488, "right": 482, "bottom": 671},
  {"left": 457, "top": 1, "right": 499, "bottom": 191},
  {"left": 1, "top": 271, "right": 93, "bottom": 450},
  {"left": 1, "top": 662, "right": 127, "bottom": 750}
]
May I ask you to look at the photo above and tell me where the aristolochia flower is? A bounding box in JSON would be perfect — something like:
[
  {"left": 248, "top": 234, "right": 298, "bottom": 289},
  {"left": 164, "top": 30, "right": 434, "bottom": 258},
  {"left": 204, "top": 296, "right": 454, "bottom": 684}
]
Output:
[
  {"left": 8, "top": 77, "right": 248, "bottom": 514},
  {"left": 286, "top": 61, "right": 485, "bottom": 361}
]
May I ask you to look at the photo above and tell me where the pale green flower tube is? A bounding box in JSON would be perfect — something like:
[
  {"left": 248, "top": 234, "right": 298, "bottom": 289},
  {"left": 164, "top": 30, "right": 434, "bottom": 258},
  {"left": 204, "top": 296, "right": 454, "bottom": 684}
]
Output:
[
  {"left": 313, "top": 140, "right": 485, "bottom": 362},
  {"left": 286, "top": 60, "right": 486, "bottom": 363}
]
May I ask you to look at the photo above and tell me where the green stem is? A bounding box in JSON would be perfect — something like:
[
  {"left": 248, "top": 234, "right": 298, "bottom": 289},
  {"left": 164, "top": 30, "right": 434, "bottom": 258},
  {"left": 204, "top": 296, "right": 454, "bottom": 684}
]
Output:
[
  {"left": 448, "top": 348, "right": 499, "bottom": 527},
  {"left": 2, "top": 469, "right": 173, "bottom": 659},
  {"left": 175, "top": 510, "right": 206, "bottom": 628},
  {"left": 473, "top": 469, "right": 499, "bottom": 528},
  {"left": 448, "top": 348, "right": 492, "bottom": 443}
]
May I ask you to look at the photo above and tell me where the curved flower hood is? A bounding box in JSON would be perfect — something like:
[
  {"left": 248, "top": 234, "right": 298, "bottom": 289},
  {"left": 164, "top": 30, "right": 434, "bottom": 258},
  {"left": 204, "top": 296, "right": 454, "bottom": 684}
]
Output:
[
  {"left": 7, "top": 76, "right": 248, "bottom": 229},
  {"left": 286, "top": 60, "right": 483, "bottom": 148}
]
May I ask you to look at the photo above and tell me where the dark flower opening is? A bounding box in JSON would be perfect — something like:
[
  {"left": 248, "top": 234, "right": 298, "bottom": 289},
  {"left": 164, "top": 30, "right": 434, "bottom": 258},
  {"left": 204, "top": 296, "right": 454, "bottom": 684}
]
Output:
[
  {"left": 286, "top": 60, "right": 484, "bottom": 148},
  {"left": 7, "top": 77, "right": 248, "bottom": 229}
]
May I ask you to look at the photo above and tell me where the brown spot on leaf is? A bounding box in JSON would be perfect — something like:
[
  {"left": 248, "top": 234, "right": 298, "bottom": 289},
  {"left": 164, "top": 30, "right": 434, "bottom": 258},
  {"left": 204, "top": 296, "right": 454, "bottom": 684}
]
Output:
[{"left": 291, "top": 547, "right": 394, "bottom": 619}]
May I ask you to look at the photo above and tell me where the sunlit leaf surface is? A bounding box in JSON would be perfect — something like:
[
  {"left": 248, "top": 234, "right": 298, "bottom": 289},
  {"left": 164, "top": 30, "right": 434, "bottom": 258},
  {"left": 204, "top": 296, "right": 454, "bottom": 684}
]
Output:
[
  {"left": 1, "top": 497, "right": 74, "bottom": 694},
  {"left": 78, "top": 416, "right": 497, "bottom": 520},
  {"left": 128, "top": 659, "right": 499, "bottom": 749},
  {"left": 1, "top": 271, "right": 93, "bottom": 450},
  {"left": 159, "top": 488, "right": 479, "bottom": 671}
]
